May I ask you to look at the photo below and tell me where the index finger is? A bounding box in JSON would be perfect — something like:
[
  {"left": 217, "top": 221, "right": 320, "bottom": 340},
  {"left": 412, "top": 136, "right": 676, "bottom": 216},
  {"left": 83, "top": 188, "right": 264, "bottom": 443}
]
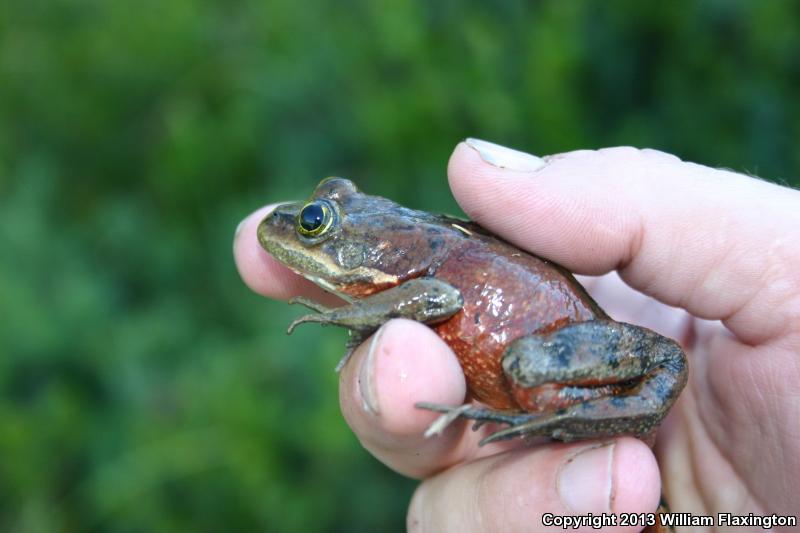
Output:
[{"left": 449, "top": 140, "right": 800, "bottom": 346}]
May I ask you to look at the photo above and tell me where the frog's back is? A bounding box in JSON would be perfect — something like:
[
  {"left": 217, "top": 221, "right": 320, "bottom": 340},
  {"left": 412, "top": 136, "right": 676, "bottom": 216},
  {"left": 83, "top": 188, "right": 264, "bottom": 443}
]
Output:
[{"left": 431, "top": 234, "right": 605, "bottom": 409}]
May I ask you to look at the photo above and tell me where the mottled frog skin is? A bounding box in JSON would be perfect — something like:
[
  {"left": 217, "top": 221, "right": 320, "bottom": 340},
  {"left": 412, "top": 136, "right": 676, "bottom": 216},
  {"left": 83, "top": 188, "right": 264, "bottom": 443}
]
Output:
[{"left": 258, "top": 178, "right": 688, "bottom": 445}]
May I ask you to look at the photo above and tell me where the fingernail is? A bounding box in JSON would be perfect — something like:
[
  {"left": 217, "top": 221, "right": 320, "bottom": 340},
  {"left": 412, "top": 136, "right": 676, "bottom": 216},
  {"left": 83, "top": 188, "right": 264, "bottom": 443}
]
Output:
[
  {"left": 557, "top": 442, "right": 615, "bottom": 514},
  {"left": 358, "top": 326, "right": 385, "bottom": 415},
  {"left": 234, "top": 219, "right": 246, "bottom": 240},
  {"left": 465, "top": 138, "right": 547, "bottom": 172},
  {"left": 233, "top": 219, "right": 246, "bottom": 255}
]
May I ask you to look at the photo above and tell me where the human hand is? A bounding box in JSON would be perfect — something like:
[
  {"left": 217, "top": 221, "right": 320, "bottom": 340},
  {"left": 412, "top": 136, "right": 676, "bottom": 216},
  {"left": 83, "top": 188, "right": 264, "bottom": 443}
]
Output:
[{"left": 234, "top": 140, "right": 800, "bottom": 532}]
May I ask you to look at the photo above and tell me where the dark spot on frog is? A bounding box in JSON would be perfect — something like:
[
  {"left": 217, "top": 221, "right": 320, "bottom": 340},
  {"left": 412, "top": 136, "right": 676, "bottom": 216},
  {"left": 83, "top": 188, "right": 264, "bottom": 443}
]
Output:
[
  {"left": 505, "top": 355, "right": 519, "bottom": 373},
  {"left": 651, "top": 374, "right": 670, "bottom": 399},
  {"left": 474, "top": 312, "right": 481, "bottom": 325},
  {"left": 388, "top": 224, "right": 416, "bottom": 232},
  {"left": 554, "top": 345, "right": 571, "bottom": 369},
  {"left": 610, "top": 396, "right": 627, "bottom": 408}
]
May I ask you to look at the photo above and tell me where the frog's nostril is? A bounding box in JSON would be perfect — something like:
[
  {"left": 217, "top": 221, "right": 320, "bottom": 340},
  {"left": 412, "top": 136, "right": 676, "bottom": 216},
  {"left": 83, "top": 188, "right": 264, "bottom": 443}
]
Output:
[{"left": 267, "top": 208, "right": 298, "bottom": 229}]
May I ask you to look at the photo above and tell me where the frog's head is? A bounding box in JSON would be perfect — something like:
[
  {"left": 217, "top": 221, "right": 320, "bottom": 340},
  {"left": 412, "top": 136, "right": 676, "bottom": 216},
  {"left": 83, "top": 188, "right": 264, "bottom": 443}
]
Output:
[{"left": 258, "top": 178, "right": 456, "bottom": 299}]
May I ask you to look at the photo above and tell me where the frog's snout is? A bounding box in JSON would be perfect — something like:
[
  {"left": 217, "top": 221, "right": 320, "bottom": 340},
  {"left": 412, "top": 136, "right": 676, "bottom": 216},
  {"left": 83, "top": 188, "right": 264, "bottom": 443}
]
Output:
[{"left": 257, "top": 203, "right": 301, "bottom": 253}]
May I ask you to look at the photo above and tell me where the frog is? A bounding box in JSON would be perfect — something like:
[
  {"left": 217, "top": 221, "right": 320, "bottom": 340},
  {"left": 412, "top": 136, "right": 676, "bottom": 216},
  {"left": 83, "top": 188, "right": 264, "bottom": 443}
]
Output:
[{"left": 257, "top": 177, "right": 688, "bottom": 446}]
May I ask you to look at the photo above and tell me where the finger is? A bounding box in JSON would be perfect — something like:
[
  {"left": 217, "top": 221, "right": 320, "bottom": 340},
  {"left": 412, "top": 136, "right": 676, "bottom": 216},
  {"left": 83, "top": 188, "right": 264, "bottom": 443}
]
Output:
[
  {"left": 339, "top": 319, "right": 518, "bottom": 478},
  {"left": 449, "top": 140, "right": 800, "bottom": 345},
  {"left": 233, "top": 204, "right": 342, "bottom": 305},
  {"left": 408, "top": 437, "right": 660, "bottom": 533},
  {"left": 577, "top": 273, "right": 693, "bottom": 344}
]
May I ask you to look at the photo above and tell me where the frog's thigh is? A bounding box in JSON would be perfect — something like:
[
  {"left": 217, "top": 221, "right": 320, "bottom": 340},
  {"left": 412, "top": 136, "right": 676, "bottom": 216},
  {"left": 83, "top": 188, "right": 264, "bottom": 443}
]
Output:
[
  {"left": 503, "top": 320, "right": 685, "bottom": 390},
  {"left": 498, "top": 320, "right": 687, "bottom": 440}
]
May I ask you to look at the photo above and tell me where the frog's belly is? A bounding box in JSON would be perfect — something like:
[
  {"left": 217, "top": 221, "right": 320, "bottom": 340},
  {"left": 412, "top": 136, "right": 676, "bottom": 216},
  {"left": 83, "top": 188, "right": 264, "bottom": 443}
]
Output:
[
  {"left": 435, "top": 316, "right": 518, "bottom": 409},
  {"left": 431, "top": 241, "right": 600, "bottom": 410}
]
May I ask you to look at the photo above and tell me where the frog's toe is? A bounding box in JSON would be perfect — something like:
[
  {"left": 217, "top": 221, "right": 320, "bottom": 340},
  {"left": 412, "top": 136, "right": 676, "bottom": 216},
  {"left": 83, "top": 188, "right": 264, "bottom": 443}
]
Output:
[
  {"left": 417, "top": 402, "right": 536, "bottom": 439},
  {"left": 478, "top": 414, "right": 557, "bottom": 445},
  {"left": 286, "top": 313, "right": 328, "bottom": 334},
  {"left": 417, "top": 403, "right": 474, "bottom": 437},
  {"left": 334, "top": 346, "right": 356, "bottom": 373},
  {"left": 471, "top": 420, "right": 489, "bottom": 431},
  {"left": 479, "top": 425, "right": 528, "bottom": 445},
  {"left": 288, "top": 296, "right": 330, "bottom": 313}
]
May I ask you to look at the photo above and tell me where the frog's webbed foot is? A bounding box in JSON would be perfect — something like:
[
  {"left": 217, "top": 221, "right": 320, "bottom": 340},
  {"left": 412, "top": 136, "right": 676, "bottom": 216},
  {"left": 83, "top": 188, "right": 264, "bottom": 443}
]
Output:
[
  {"left": 417, "top": 403, "right": 474, "bottom": 437},
  {"left": 285, "top": 278, "right": 463, "bottom": 372},
  {"left": 417, "top": 402, "right": 537, "bottom": 444},
  {"left": 285, "top": 310, "right": 367, "bottom": 371},
  {"left": 286, "top": 313, "right": 328, "bottom": 335},
  {"left": 419, "top": 320, "right": 688, "bottom": 445},
  {"left": 286, "top": 297, "right": 340, "bottom": 334},
  {"left": 477, "top": 413, "right": 565, "bottom": 445}
]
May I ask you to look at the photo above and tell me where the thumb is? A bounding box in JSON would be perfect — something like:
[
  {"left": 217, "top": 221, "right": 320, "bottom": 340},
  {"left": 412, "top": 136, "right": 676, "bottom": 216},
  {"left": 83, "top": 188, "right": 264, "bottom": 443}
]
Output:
[
  {"left": 408, "top": 437, "right": 660, "bottom": 533},
  {"left": 448, "top": 139, "right": 800, "bottom": 346}
]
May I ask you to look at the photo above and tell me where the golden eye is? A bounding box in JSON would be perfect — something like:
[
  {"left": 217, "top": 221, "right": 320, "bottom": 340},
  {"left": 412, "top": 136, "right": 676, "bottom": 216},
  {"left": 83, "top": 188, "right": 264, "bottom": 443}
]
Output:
[{"left": 297, "top": 201, "right": 333, "bottom": 237}]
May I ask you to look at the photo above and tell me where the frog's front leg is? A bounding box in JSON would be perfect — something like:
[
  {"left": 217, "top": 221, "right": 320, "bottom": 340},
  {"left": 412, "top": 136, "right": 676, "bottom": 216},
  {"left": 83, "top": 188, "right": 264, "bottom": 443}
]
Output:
[
  {"left": 286, "top": 277, "right": 463, "bottom": 371},
  {"left": 421, "top": 320, "right": 687, "bottom": 445}
]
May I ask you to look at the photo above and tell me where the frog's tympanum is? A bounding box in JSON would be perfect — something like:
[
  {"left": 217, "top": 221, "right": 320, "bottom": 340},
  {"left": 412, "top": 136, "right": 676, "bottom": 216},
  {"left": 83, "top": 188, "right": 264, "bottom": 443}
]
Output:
[{"left": 258, "top": 178, "right": 688, "bottom": 445}]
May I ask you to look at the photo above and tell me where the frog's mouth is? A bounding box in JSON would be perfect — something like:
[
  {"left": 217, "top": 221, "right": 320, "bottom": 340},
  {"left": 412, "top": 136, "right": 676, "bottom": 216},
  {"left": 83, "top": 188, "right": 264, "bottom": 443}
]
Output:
[
  {"left": 258, "top": 206, "right": 398, "bottom": 302},
  {"left": 302, "top": 273, "right": 355, "bottom": 303},
  {"left": 270, "top": 241, "right": 405, "bottom": 302},
  {"left": 259, "top": 233, "right": 355, "bottom": 301},
  {"left": 274, "top": 245, "right": 400, "bottom": 302}
]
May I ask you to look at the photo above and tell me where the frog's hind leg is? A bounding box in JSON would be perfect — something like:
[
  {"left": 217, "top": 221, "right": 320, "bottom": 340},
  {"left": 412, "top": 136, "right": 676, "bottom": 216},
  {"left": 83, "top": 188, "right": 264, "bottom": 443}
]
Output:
[
  {"left": 416, "top": 402, "right": 534, "bottom": 437},
  {"left": 482, "top": 320, "right": 688, "bottom": 444}
]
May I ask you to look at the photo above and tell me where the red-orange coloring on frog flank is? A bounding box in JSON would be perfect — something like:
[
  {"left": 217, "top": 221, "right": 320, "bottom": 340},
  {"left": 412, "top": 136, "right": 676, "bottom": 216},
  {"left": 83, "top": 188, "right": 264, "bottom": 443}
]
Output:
[{"left": 431, "top": 237, "right": 602, "bottom": 410}]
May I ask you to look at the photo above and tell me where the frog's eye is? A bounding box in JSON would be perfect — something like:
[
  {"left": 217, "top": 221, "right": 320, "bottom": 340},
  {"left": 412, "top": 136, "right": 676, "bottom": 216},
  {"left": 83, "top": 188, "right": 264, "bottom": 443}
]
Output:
[{"left": 297, "top": 201, "right": 334, "bottom": 237}]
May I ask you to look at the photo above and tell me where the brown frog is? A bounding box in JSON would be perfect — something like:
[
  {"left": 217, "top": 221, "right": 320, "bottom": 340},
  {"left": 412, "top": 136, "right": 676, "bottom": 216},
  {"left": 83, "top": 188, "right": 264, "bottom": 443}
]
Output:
[{"left": 257, "top": 177, "right": 688, "bottom": 445}]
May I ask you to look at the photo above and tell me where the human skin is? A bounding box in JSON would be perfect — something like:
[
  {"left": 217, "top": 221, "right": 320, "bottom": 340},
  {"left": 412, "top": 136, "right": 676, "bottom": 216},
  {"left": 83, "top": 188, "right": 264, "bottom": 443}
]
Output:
[{"left": 234, "top": 140, "right": 800, "bottom": 532}]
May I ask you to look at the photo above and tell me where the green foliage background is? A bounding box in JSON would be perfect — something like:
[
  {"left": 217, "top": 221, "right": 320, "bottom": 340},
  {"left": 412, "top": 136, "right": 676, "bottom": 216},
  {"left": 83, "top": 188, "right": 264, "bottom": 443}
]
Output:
[{"left": 1, "top": 1, "right": 798, "bottom": 531}]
